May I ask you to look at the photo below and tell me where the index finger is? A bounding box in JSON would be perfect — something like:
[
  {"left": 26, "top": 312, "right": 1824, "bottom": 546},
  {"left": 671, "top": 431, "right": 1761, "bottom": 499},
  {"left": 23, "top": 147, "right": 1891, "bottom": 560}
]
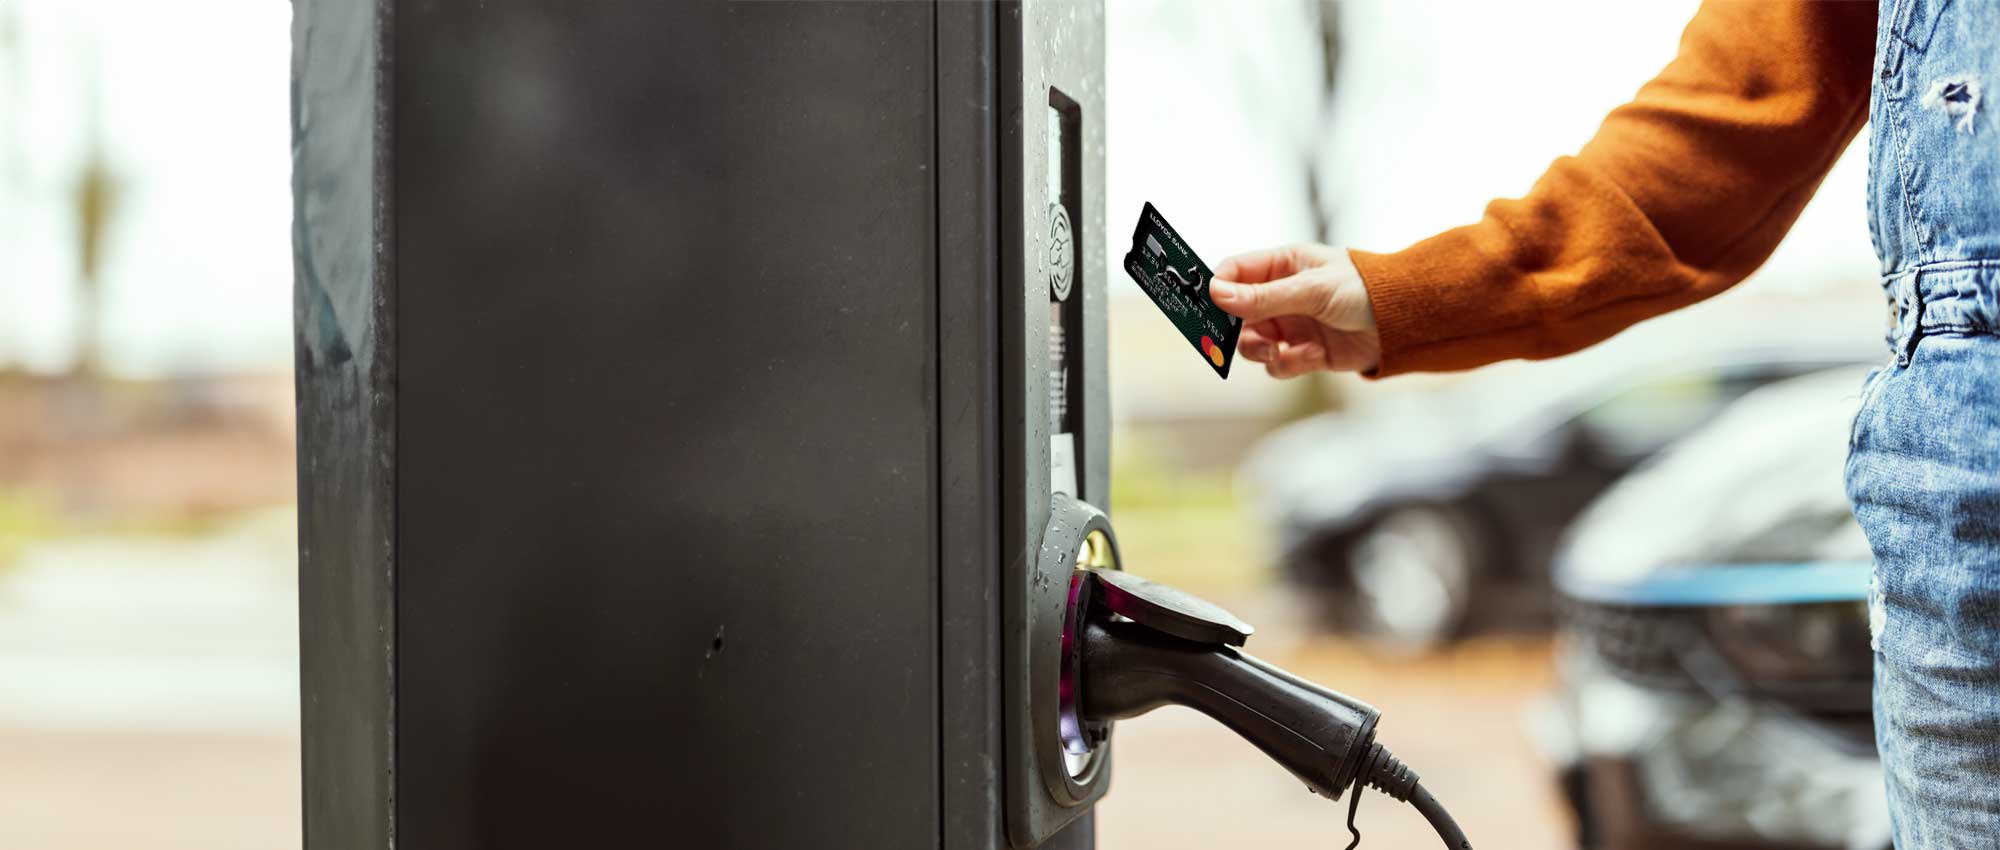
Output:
[{"left": 1214, "top": 244, "right": 1324, "bottom": 284}]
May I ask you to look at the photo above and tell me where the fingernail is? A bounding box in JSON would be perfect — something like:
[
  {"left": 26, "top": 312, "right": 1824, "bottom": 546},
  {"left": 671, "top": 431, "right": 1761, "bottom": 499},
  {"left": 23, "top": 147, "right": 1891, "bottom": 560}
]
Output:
[{"left": 1208, "top": 280, "right": 1237, "bottom": 301}]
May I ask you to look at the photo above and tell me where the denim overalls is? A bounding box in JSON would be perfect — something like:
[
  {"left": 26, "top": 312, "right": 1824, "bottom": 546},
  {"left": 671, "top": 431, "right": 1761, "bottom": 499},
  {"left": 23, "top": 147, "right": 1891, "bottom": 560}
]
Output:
[{"left": 1848, "top": 0, "right": 2000, "bottom": 845}]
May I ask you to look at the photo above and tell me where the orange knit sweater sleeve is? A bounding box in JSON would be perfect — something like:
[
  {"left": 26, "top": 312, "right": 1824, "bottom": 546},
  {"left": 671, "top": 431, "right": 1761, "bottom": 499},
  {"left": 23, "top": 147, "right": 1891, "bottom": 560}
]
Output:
[{"left": 1350, "top": 1, "right": 1877, "bottom": 377}]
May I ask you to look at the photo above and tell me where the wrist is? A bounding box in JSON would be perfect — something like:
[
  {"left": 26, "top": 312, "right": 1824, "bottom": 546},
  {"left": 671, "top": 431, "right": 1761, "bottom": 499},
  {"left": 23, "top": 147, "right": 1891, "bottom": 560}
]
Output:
[{"left": 1331, "top": 248, "right": 1378, "bottom": 333}]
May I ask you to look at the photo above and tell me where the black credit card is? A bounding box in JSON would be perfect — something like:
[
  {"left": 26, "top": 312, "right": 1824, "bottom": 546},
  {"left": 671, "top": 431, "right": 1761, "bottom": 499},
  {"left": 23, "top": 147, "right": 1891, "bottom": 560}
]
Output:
[{"left": 1123, "top": 202, "right": 1240, "bottom": 378}]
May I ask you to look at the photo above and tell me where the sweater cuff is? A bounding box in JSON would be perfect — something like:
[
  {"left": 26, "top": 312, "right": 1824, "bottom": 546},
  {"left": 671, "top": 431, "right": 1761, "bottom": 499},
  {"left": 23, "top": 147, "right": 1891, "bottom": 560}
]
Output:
[{"left": 1347, "top": 234, "right": 1501, "bottom": 378}]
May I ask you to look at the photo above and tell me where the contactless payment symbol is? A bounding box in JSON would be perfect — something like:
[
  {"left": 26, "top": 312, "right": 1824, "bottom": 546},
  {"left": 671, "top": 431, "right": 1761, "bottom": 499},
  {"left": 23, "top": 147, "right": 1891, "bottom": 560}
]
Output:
[{"left": 1048, "top": 204, "right": 1075, "bottom": 301}]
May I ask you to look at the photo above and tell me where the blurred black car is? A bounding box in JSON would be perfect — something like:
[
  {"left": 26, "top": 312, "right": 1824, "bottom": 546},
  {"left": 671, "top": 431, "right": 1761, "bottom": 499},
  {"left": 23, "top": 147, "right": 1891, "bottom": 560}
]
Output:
[
  {"left": 1240, "top": 341, "right": 1875, "bottom": 648},
  {"left": 1539, "top": 368, "right": 1884, "bottom": 850}
]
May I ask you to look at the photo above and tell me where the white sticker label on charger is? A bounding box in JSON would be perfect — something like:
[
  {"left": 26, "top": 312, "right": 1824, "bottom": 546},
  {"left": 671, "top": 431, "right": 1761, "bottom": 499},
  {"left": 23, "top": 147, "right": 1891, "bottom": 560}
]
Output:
[{"left": 1051, "top": 433, "right": 1077, "bottom": 497}]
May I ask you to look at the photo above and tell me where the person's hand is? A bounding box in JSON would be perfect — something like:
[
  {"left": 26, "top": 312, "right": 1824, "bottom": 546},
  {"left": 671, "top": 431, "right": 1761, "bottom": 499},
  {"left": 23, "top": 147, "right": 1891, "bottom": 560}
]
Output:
[{"left": 1207, "top": 244, "right": 1380, "bottom": 377}]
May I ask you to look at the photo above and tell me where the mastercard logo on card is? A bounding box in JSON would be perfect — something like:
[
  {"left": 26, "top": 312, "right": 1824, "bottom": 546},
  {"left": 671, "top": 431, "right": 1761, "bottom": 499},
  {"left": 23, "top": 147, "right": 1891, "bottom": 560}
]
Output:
[{"left": 1200, "top": 336, "right": 1225, "bottom": 367}]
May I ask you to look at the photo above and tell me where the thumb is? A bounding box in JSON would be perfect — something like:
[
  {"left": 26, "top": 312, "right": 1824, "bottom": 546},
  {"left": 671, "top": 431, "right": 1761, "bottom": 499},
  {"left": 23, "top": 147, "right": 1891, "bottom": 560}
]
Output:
[{"left": 1208, "top": 274, "right": 1325, "bottom": 323}]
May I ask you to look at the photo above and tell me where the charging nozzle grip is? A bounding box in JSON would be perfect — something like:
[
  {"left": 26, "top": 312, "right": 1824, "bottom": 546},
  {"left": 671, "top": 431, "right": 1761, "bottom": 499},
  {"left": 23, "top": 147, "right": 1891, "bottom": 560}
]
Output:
[{"left": 1078, "top": 618, "right": 1380, "bottom": 799}]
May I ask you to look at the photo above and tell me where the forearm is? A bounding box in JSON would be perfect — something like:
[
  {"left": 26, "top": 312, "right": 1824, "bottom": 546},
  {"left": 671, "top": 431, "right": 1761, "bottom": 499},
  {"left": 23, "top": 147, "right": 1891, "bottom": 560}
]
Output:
[{"left": 1353, "top": 0, "right": 1876, "bottom": 376}]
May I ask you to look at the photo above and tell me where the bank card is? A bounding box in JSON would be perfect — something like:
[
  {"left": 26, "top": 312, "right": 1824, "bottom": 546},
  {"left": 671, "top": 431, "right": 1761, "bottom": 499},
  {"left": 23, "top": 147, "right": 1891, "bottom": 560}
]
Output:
[{"left": 1122, "top": 202, "right": 1239, "bottom": 378}]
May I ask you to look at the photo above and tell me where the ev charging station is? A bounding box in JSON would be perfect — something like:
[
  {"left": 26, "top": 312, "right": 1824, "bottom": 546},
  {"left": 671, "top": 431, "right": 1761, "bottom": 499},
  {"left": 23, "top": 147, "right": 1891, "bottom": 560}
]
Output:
[
  {"left": 294, "top": 3, "right": 1472, "bottom": 848},
  {"left": 295, "top": 1, "right": 1116, "bottom": 847}
]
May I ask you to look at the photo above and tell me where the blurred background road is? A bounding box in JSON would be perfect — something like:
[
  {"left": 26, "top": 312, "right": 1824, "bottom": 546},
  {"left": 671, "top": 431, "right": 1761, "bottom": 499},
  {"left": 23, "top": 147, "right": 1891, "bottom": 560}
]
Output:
[{"left": 1, "top": 0, "right": 1883, "bottom": 848}]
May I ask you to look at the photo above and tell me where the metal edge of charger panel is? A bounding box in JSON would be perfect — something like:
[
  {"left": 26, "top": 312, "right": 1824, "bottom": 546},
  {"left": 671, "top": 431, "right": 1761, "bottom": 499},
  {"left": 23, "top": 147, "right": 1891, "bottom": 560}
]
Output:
[{"left": 1000, "top": 0, "right": 1111, "bottom": 846}]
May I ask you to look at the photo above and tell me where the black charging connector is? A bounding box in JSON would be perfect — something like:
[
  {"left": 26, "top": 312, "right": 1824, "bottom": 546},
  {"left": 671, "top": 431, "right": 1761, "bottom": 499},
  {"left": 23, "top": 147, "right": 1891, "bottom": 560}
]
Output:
[{"left": 1072, "top": 570, "right": 1472, "bottom": 850}]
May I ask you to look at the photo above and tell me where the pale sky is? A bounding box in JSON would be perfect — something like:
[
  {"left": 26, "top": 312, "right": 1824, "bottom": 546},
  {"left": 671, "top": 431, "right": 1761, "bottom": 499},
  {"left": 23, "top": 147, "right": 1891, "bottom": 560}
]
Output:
[{"left": 0, "top": 0, "right": 293, "bottom": 377}]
